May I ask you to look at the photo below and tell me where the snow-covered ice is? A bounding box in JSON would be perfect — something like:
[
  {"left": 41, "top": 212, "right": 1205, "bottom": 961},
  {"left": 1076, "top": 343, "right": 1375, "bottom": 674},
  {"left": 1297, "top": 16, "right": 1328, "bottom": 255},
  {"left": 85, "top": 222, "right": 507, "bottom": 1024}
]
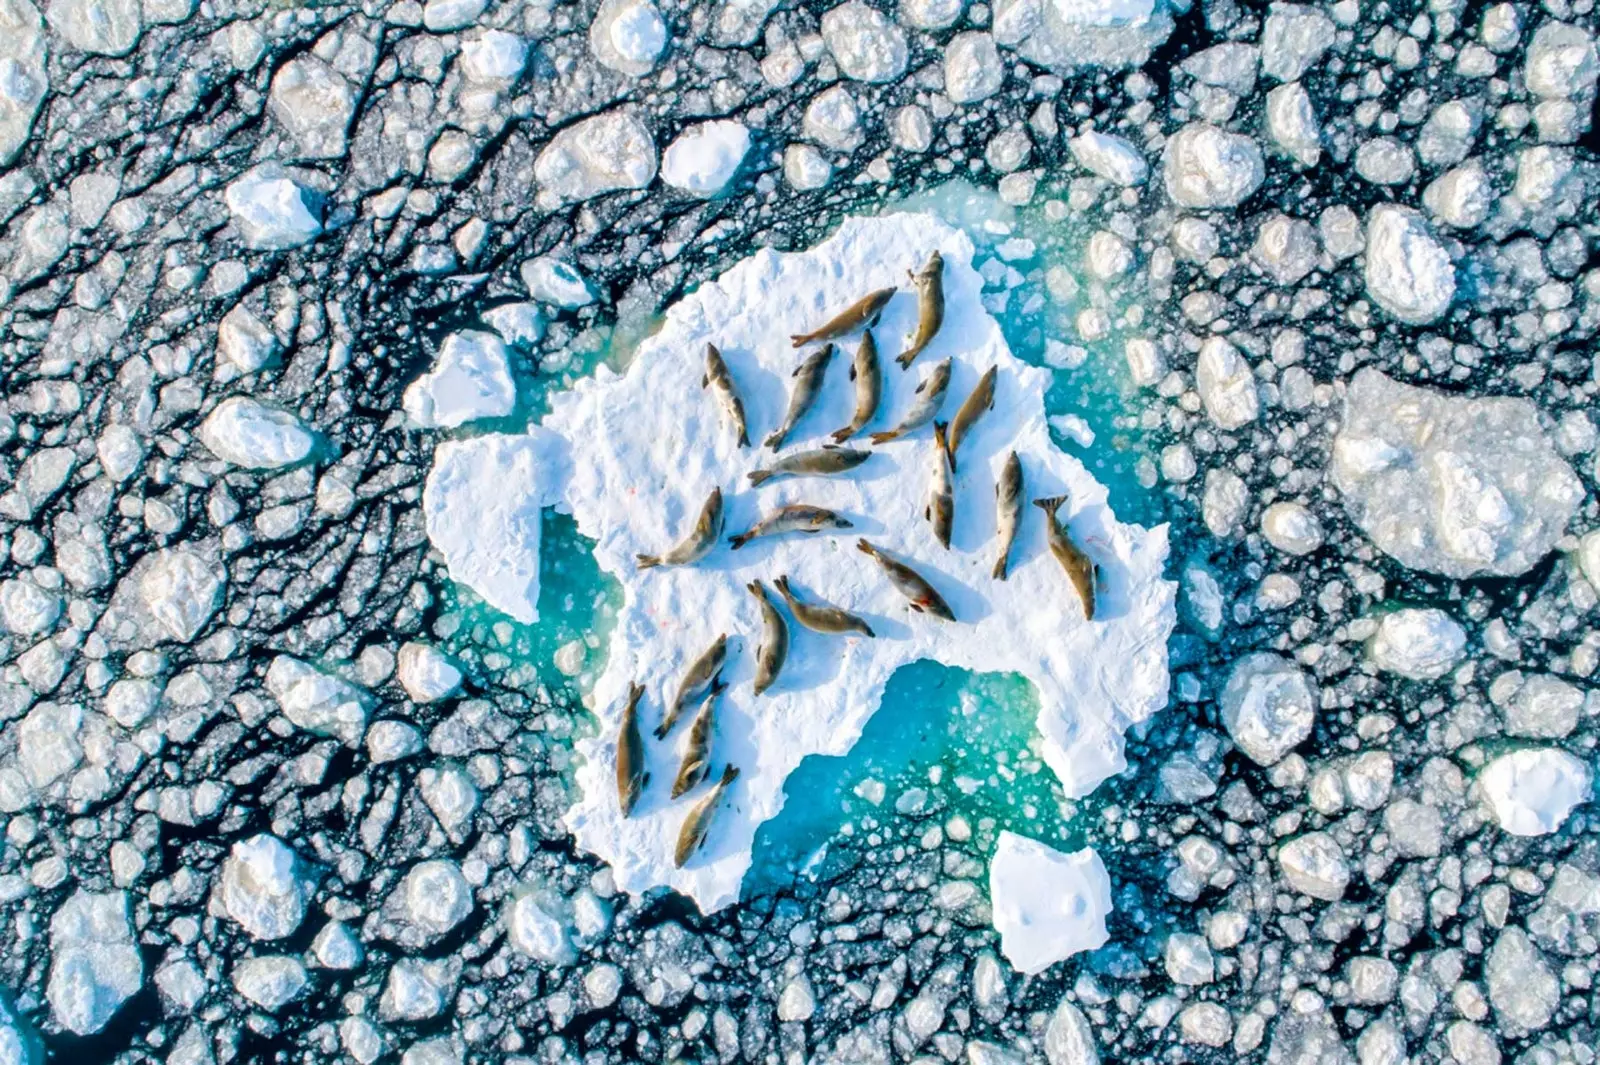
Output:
[
  {"left": 423, "top": 433, "right": 564, "bottom": 624},
  {"left": 988, "top": 831, "right": 1111, "bottom": 974},
  {"left": 534, "top": 108, "right": 658, "bottom": 207},
  {"left": 223, "top": 166, "right": 323, "bottom": 250},
  {"left": 198, "top": 396, "right": 317, "bottom": 469},
  {"left": 219, "top": 834, "right": 313, "bottom": 940},
  {"left": 46, "top": 0, "right": 139, "bottom": 55},
  {"left": 1331, "top": 369, "right": 1583, "bottom": 578},
  {"left": 520, "top": 257, "right": 596, "bottom": 308},
  {"left": 1162, "top": 123, "right": 1265, "bottom": 209},
  {"left": 47, "top": 890, "right": 142, "bottom": 1035},
  {"left": 820, "top": 0, "right": 908, "bottom": 83},
  {"left": 1363, "top": 205, "right": 1455, "bottom": 325},
  {"left": 993, "top": 0, "right": 1176, "bottom": 73},
  {"left": 0, "top": 0, "right": 47, "bottom": 167},
  {"left": 1221, "top": 652, "right": 1317, "bottom": 766},
  {"left": 1367, "top": 607, "right": 1466, "bottom": 680},
  {"left": 402, "top": 329, "right": 517, "bottom": 429},
  {"left": 1478, "top": 748, "right": 1592, "bottom": 836},
  {"left": 1069, "top": 130, "right": 1148, "bottom": 185},
  {"left": 590, "top": 0, "right": 667, "bottom": 76},
  {"left": 427, "top": 213, "right": 1175, "bottom": 912},
  {"left": 660, "top": 120, "right": 751, "bottom": 197}
]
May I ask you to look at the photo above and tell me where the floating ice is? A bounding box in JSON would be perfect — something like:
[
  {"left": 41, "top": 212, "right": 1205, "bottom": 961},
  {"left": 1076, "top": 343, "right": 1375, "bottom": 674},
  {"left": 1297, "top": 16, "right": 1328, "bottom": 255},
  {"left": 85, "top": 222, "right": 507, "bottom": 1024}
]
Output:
[
  {"left": 198, "top": 396, "right": 317, "bottom": 469},
  {"left": 533, "top": 108, "right": 657, "bottom": 208},
  {"left": 427, "top": 213, "right": 1175, "bottom": 912},
  {"left": 1478, "top": 748, "right": 1592, "bottom": 836},
  {"left": 1331, "top": 369, "right": 1583, "bottom": 578},
  {"left": 521, "top": 256, "right": 596, "bottom": 308},
  {"left": 223, "top": 166, "right": 324, "bottom": 250},
  {"left": 1162, "top": 123, "right": 1265, "bottom": 210},
  {"left": 993, "top": 0, "right": 1176, "bottom": 73},
  {"left": 1363, "top": 205, "right": 1455, "bottom": 325},
  {"left": 46, "top": 0, "right": 139, "bottom": 55},
  {"left": 820, "top": 0, "right": 908, "bottom": 83},
  {"left": 402, "top": 329, "right": 516, "bottom": 429},
  {"left": 47, "top": 890, "right": 142, "bottom": 1035},
  {"left": 660, "top": 120, "right": 752, "bottom": 198},
  {"left": 0, "top": 0, "right": 47, "bottom": 167},
  {"left": 989, "top": 831, "right": 1111, "bottom": 973},
  {"left": 1367, "top": 607, "right": 1466, "bottom": 680},
  {"left": 219, "top": 834, "right": 314, "bottom": 940},
  {"left": 423, "top": 432, "right": 565, "bottom": 624}
]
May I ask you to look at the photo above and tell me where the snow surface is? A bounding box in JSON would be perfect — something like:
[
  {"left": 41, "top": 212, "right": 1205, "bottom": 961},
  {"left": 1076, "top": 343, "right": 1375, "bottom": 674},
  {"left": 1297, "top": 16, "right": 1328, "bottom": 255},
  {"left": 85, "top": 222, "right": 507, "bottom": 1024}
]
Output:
[
  {"left": 402, "top": 329, "right": 516, "bottom": 429},
  {"left": 660, "top": 120, "right": 751, "bottom": 198},
  {"left": 424, "top": 213, "right": 1175, "bottom": 912},
  {"left": 1478, "top": 748, "right": 1592, "bottom": 836},
  {"left": 988, "top": 831, "right": 1111, "bottom": 973}
]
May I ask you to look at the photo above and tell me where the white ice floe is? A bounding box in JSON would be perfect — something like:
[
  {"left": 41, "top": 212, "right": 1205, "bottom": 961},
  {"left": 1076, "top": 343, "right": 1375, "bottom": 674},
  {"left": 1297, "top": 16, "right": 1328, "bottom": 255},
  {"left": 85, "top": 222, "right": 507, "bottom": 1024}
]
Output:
[
  {"left": 1367, "top": 607, "right": 1466, "bottom": 680},
  {"left": 220, "top": 834, "right": 314, "bottom": 940},
  {"left": 46, "top": 0, "right": 139, "bottom": 55},
  {"left": 424, "top": 213, "right": 1175, "bottom": 912},
  {"left": 944, "top": 31, "right": 1004, "bottom": 104},
  {"left": 223, "top": 166, "right": 323, "bottom": 250},
  {"left": 198, "top": 396, "right": 317, "bottom": 469},
  {"left": 402, "top": 329, "right": 516, "bottom": 429},
  {"left": 1069, "top": 130, "right": 1148, "bottom": 185},
  {"left": 590, "top": 0, "right": 667, "bottom": 76},
  {"left": 993, "top": 0, "right": 1176, "bottom": 73},
  {"left": 534, "top": 108, "right": 657, "bottom": 208},
  {"left": 138, "top": 547, "right": 222, "bottom": 643},
  {"left": 520, "top": 257, "right": 595, "bottom": 308},
  {"left": 660, "top": 120, "right": 751, "bottom": 197},
  {"left": 0, "top": 0, "right": 47, "bottom": 167},
  {"left": 397, "top": 642, "right": 464, "bottom": 703},
  {"left": 268, "top": 56, "right": 355, "bottom": 160},
  {"left": 265, "top": 655, "right": 369, "bottom": 746},
  {"left": 1162, "top": 123, "right": 1264, "bottom": 210},
  {"left": 423, "top": 433, "right": 564, "bottom": 624},
  {"left": 47, "top": 890, "right": 142, "bottom": 1035},
  {"left": 1221, "top": 652, "right": 1317, "bottom": 766},
  {"left": 1478, "top": 748, "right": 1592, "bottom": 836},
  {"left": 1331, "top": 369, "right": 1583, "bottom": 579},
  {"left": 988, "top": 831, "right": 1111, "bottom": 974},
  {"left": 1363, "top": 205, "right": 1455, "bottom": 325},
  {"left": 820, "top": 0, "right": 908, "bottom": 83}
]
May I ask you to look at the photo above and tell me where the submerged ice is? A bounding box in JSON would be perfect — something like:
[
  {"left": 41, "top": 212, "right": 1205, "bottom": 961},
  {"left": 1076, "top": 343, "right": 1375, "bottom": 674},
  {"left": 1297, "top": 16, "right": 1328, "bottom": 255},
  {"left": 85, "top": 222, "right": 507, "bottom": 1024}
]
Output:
[{"left": 426, "top": 212, "right": 1176, "bottom": 916}]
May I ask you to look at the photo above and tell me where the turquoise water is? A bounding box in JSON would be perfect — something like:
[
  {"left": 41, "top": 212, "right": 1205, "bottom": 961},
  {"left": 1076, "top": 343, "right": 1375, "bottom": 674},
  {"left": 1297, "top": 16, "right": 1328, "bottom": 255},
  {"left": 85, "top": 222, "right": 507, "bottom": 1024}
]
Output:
[{"left": 440, "top": 183, "right": 1168, "bottom": 894}]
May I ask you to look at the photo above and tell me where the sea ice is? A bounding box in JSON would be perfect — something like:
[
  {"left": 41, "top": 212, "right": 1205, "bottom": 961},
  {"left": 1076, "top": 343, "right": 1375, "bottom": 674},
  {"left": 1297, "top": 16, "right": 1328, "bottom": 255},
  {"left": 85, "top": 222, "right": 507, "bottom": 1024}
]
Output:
[
  {"left": 1367, "top": 607, "right": 1466, "bottom": 680},
  {"left": 422, "top": 432, "right": 565, "bottom": 624},
  {"left": 223, "top": 166, "right": 324, "bottom": 250},
  {"left": 0, "top": 0, "right": 47, "bottom": 167},
  {"left": 1478, "top": 748, "right": 1592, "bottom": 836},
  {"left": 661, "top": 120, "right": 751, "bottom": 197},
  {"left": 402, "top": 329, "right": 517, "bottom": 429},
  {"left": 427, "top": 213, "right": 1175, "bottom": 912},
  {"left": 534, "top": 108, "right": 657, "bottom": 208},
  {"left": 47, "top": 890, "right": 142, "bottom": 1035},
  {"left": 1363, "top": 205, "right": 1455, "bottom": 325},
  {"left": 1331, "top": 369, "right": 1583, "bottom": 578},
  {"left": 988, "top": 831, "right": 1111, "bottom": 973},
  {"left": 993, "top": 0, "right": 1176, "bottom": 73},
  {"left": 198, "top": 397, "right": 317, "bottom": 470}
]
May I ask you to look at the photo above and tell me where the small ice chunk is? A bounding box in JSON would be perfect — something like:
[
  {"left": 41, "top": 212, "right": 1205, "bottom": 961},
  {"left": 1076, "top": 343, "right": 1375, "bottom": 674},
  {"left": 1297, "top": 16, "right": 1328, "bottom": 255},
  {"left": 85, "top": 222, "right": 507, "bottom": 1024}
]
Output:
[
  {"left": 520, "top": 257, "right": 594, "bottom": 309},
  {"left": 1524, "top": 22, "right": 1598, "bottom": 99},
  {"left": 1250, "top": 213, "right": 1319, "bottom": 285},
  {"left": 1277, "top": 831, "right": 1350, "bottom": 901},
  {"left": 1354, "top": 137, "right": 1415, "bottom": 185},
  {"left": 459, "top": 29, "right": 526, "bottom": 84},
  {"left": 423, "top": 433, "right": 561, "bottom": 624},
  {"left": 46, "top": 0, "right": 140, "bottom": 55},
  {"left": 992, "top": 0, "right": 1175, "bottom": 73},
  {"left": 423, "top": 0, "right": 486, "bottom": 30},
  {"left": 1506, "top": 674, "right": 1584, "bottom": 739},
  {"left": 989, "top": 832, "right": 1110, "bottom": 974},
  {"left": 268, "top": 56, "right": 355, "bottom": 160},
  {"left": 1478, "top": 748, "right": 1592, "bottom": 836},
  {"left": 216, "top": 303, "right": 282, "bottom": 377},
  {"left": 1485, "top": 927, "right": 1560, "bottom": 1032},
  {"left": 1260, "top": 83, "right": 1324, "bottom": 166},
  {"left": 803, "top": 86, "right": 861, "bottom": 151},
  {"left": 820, "top": 0, "right": 907, "bottom": 83},
  {"left": 403, "top": 329, "right": 516, "bottom": 429},
  {"left": 395, "top": 860, "right": 473, "bottom": 945},
  {"left": 138, "top": 548, "right": 222, "bottom": 643},
  {"left": 1069, "top": 130, "right": 1148, "bottom": 185},
  {"left": 220, "top": 834, "right": 313, "bottom": 940},
  {"left": 1195, "top": 336, "right": 1259, "bottom": 430},
  {"left": 1260, "top": 501, "right": 1323, "bottom": 555},
  {"left": 1221, "top": 652, "right": 1316, "bottom": 766},
  {"left": 223, "top": 166, "right": 323, "bottom": 250},
  {"left": 784, "top": 143, "right": 833, "bottom": 190},
  {"left": 589, "top": 0, "right": 667, "bottom": 76},
  {"left": 660, "top": 120, "right": 751, "bottom": 197},
  {"left": 1260, "top": 4, "right": 1335, "bottom": 82},
  {"left": 1164, "top": 932, "right": 1215, "bottom": 985},
  {"left": 507, "top": 892, "right": 576, "bottom": 964},
  {"left": 1331, "top": 369, "right": 1582, "bottom": 578},
  {"left": 0, "top": 0, "right": 47, "bottom": 167},
  {"left": 0, "top": 577, "right": 59, "bottom": 636},
  {"left": 47, "top": 890, "right": 142, "bottom": 1035},
  {"left": 944, "top": 31, "right": 1003, "bottom": 104},
  {"left": 1367, "top": 608, "right": 1465, "bottom": 680},
  {"left": 232, "top": 956, "right": 307, "bottom": 1012},
  {"left": 265, "top": 655, "right": 369, "bottom": 746},
  {"left": 397, "top": 642, "right": 464, "bottom": 703},
  {"left": 1182, "top": 42, "right": 1257, "bottom": 95},
  {"left": 900, "top": 0, "right": 962, "bottom": 30},
  {"left": 1423, "top": 162, "right": 1493, "bottom": 230},
  {"left": 1162, "top": 123, "right": 1264, "bottom": 209},
  {"left": 534, "top": 108, "right": 657, "bottom": 207},
  {"left": 198, "top": 397, "right": 316, "bottom": 469},
  {"left": 1363, "top": 205, "right": 1455, "bottom": 325},
  {"left": 311, "top": 921, "right": 365, "bottom": 970}
]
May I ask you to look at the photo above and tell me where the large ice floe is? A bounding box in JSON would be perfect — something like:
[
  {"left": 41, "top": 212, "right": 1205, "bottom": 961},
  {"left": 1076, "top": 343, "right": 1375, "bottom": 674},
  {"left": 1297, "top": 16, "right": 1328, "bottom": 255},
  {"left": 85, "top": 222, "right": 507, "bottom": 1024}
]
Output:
[{"left": 425, "top": 213, "right": 1176, "bottom": 915}]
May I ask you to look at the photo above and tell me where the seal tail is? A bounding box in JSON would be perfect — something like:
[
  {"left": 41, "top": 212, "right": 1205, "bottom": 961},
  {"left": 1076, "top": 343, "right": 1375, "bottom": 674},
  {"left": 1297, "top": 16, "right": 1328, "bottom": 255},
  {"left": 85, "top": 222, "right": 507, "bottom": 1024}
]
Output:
[
  {"left": 718, "top": 764, "right": 740, "bottom": 787},
  {"left": 730, "top": 532, "right": 751, "bottom": 549},
  {"left": 896, "top": 346, "right": 919, "bottom": 369},
  {"left": 737, "top": 428, "right": 750, "bottom": 447},
  {"left": 636, "top": 554, "right": 661, "bottom": 570},
  {"left": 761, "top": 430, "right": 785, "bottom": 451},
  {"left": 830, "top": 426, "right": 854, "bottom": 443},
  {"left": 747, "top": 469, "right": 774, "bottom": 486},
  {"left": 867, "top": 430, "right": 898, "bottom": 445},
  {"left": 934, "top": 420, "right": 953, "bottom": 472},
  {"left": 1033, "top": 495, "right": 1067, "bottom": 516},
  {"left": 855, "top": 538, "right": 875, "bottom": 558},
  {"left": 789, "top": 333, "right": 811, "bottom": 348},
  {"left": 992, "top": 554, "right": 1009, "bottom": 581}
]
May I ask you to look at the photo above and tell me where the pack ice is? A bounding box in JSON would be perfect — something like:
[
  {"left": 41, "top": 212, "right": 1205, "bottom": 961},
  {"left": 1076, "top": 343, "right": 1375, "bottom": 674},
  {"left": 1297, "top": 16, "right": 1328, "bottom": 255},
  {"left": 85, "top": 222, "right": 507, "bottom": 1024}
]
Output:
[{"left": 424, "top": 213, "right": 1177, "bottom": 920}]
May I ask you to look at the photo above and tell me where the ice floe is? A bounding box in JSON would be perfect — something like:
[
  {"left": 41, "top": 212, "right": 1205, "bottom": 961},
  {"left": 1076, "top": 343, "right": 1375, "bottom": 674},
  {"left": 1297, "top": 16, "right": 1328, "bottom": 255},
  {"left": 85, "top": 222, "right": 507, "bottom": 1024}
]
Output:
[
  {"left": 427, "top": 212, "right": 1175, "bottom": 912},
  {"left": 989, "top": 831, "right": 1111, "bottom": 973}
]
